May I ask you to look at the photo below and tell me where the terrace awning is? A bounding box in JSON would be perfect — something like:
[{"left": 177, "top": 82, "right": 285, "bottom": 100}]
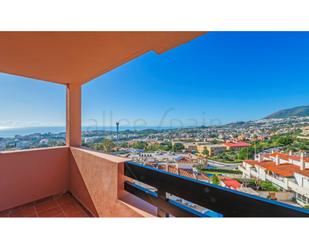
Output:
[{"left": 0, "top": 32, "right": 204, "bottom": 85}]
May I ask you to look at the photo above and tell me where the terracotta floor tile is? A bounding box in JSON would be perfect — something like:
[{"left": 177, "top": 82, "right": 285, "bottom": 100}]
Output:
[
  {"left": 35, "top": 200, "right": 60, "bottom": 213},
  {"left": 34, "top": 196, "right": 54, "bottom": 205},
  {"left": 0, "top": 210, "right": 10, "bottom": 217},
  {"left": 1, "top": 193, "right": 91, "bottom": 218},
  {"left": 52, "top": 194, "right": 67, "bottom": 200},
  {"left": 57, "top": 197, "right": 79, "bottom": 207},
  {"left": 37, "top": 207, "right": 65, "bottom": 217},
  {"left": 60, "top": 202, "right": 82, "bottom": 211},
  {"left": 62, "top": 207, "right": 84, "bottom": 215},
  {"left": 65, "top": 210, "right": 89, "bottom": 217},
  {"left": 10, "top": 206, "right": 37, "bottom": 217}
]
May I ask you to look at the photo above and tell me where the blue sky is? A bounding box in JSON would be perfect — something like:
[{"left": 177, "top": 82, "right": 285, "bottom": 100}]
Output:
[{"left": 1, "top": 32, "right": 309, "bottom": 129}]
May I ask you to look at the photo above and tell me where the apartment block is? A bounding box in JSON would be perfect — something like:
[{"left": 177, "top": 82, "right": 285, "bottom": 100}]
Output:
[{"left": 239, "top": 152, "right": 309, "bottom": 206}]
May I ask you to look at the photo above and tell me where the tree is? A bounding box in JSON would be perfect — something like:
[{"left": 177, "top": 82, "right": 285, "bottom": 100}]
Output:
[
  {"left": 260, "top": 181, "right": 279, "bottom": 191},
  {"left": 173, "top": 143, "right": 185, "bottom": 152},
  {"left": 102, "top": 139, "right": 115, "bottom": 153},
  {"left": 159, "top": 142, "right": 173, "bottom": 151},
  {"left": 132, "top": 141, "right": 147, "bottom": 150},
  {"left": 212, "top": 139, "right": 219, "bottom": 144},
  {"left": 211, "top": 175, "right": 220, "bottom": 185},
  {"left": 119, "top": 142, "right": 128, "bottom": 148},
  {"left": 275, "top": 135, "right": 293, "bottom": 146},
  {"left": 146, "top": 143, "right": 160, "bottom": 152},
  {"left": 238, "top": 147, "right": 255, "bottom": 160},
  {"left": 202, "top": 148, "right": 209, "bottom": 156}
]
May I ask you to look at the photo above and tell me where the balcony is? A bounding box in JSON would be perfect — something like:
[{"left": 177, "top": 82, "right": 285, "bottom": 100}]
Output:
[
  {"left": 238, "top": 165, "right": 250, "bottom": 176},
  {"left": 265, "top": 174, "right": 289, "bottom": 190},
  {"left": 1, "top": 32, "right": 309, "bottom": 218},
  {"left": 250, "top": 168, "right": 259, "bottom": 178},
  {"left": 0, "top": 146, "right": 154, "bottom": 217},
  {"left": 1, "top": 146, "right": 309, "bottom": 217},
  {"left": 288, "top": 180, "right": 309, "bottom": 197},
  {"left": 124, "top": 161, "right": 309, "bottom": 217}
]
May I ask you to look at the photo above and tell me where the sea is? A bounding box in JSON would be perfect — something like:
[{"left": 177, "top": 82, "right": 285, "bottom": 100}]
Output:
[
  {"left": 0, "top": 126, "right": 177, "bottom": 138},
  {"left": 0, "top": 127, "right": 67, "bottom": 138}
]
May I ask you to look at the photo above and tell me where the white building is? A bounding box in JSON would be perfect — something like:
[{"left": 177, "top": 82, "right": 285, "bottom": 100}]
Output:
[
  {"left": 15, "top": 141, "right": 31, "bottom": 149},
  {"left": 175, "top": 157, "right": 194, "bottom": 169},
  {"left": 39, "top": 138, "right": 49, "bottom": 145},
  {"left": 239, "top": 152, "right": 309, "bottom": 206},
  {"left": 0, "top": 141, "right": 6, "bottom": 150}
]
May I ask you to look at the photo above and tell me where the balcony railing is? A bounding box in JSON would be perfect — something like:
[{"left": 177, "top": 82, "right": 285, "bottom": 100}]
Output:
[
  {"left": 288, "top": 180, "right": 309, "bottom": 196},
  {"left": 124, "top": 161, "right": 309, "bottom": 217},
  {"left": 265, "top": 174, "right": 288, "bottom": 190}
]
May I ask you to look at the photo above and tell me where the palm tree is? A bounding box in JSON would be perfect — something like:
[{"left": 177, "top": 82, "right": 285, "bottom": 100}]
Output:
[{"left": 102, "top": 139, "right": 115, "bottom": 153}]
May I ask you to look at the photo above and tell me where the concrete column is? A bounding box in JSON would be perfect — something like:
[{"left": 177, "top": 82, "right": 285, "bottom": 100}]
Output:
[{"left": 66, "top": 84, "right": 81, "bottom": 147}]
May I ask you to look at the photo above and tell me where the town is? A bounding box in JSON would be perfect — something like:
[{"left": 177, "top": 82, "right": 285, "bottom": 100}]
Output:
[{"left": 1, "top": 116, "right": 309, "bottom": 208}]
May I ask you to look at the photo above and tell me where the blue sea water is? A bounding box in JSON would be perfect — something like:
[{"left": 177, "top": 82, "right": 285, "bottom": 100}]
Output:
[
  {"left": 0, "top": 126, "right": 176, "bottom": 138},
  {"left": 0, "top": 127, "right": 66, "bottom": 138}
]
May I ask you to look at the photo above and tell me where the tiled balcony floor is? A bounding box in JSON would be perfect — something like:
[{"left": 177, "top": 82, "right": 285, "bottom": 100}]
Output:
[{"left": 0, "top": 193, "right": 92, "bottom": 218}]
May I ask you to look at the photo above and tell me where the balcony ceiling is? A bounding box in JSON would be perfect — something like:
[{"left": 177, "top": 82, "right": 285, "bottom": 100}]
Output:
[{"left": 0, "top": 32, "right": 205, "bottom": 85}]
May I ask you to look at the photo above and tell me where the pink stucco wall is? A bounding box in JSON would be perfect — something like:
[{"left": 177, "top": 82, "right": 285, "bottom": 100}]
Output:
[
  {"left": 0, "top": 147, "right": 69, "bottom": 212},
  {"left": 69, "top": 147, "right": 154, "bottom": 217},
  {"left": 0, "top": 146, "right": 155, "bottom": 216}
]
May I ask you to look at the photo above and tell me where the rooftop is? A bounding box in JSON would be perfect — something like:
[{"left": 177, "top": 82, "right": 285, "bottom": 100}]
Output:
[
  {"left": 224, "top": 141, "right": 250, "bottom": 148},
  {"left": 220, "top": 177, "right": 241, "bottom": 189},
  {"left": 295, "top": 169, "right": 309, "bottom": 177},
  {"left": 245, "top": 159, "right": 301, "bottom": 177},
  {"left": 265, "top": 152, "right": 309, "bottom": 163}
]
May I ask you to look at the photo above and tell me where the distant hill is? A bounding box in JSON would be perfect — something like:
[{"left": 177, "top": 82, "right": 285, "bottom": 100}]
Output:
[{"left": 265, "top": 105, "right": 309, "bottom": 119}]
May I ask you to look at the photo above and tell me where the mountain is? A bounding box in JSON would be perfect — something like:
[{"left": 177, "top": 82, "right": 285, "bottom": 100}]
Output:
[{"left": 265, "top": 105, "right": 309, "bottom": 119}]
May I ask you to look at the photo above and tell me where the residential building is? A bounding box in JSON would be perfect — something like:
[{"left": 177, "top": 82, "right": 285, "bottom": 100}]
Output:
[
  {"left": 224, "top": 141, "right": 251, "bottom": 150},
  {"left": 197, "top": 144, "right": 226, "bottom": 156},
  {"left": 239, "top": 152, "right": 309, "bottom": 206},
  {"left": 219, "top": 177, "right": 242, "bottom": 190},
  {"left": 183, "top": 142, "right": 197, "bottom": 152},
  {"left": 175, "top": 156, "right": 194, "bottom": 169},
  {"left": 15, "top": 141, "right": 31, "bottom": 149}
]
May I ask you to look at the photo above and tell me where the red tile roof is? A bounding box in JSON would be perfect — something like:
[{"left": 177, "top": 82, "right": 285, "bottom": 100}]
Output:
[
  {"left": 224, "top": 141, "right": 250, "bottom": 148},
  {"left": 264, "top": 152, "right": 309, "bottom": 163},
  {"left": 196, "top": 173, "right": 209, "bottom": 181},
  {"left": 167, "top": 165, "right": 178, "bottom": 175},
  {"left": 255, "top": 160, "right": 277, "bottom": 168},
  {"left": 175, "top": 158, "right": 193, "bottom": 164},
  {"left": 158, "top": 165, "right": 167, "bottom": 170},
  {"left": 295, "top": 169, "right": 309, "bottom": 177},
  {"left": 155, "top": 164, "right": 209, "bottom": 182},
  {"left": 179, "top": 169, "right": 195, "bottom": 179},
  {"left": 254, "top": 160, "right": 300, "bottom": 177},
  {"left": 244, "top": 158, "right": 301, "bottom": 177},
  {"left": 221, "top": 177, "right": 241, "bottom": 189},
  {"left": 244, "top": 160, "right": 257, "bottom": 166},
  {"left": 245, "top": 152, "right": 309, "bottom": 178},
  {"left": 267, "top": 163, "right": 300, "bottom": 177}
]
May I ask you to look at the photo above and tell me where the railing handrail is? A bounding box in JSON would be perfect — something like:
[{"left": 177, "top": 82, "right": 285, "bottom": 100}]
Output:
[{"left": 124, "top": 161, "right": 309, "bottom": 217}]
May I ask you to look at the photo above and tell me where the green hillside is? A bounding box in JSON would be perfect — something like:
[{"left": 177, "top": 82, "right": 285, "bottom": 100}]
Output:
[{"left": 265, "top": 105, "right": 309, "bottom": 119}]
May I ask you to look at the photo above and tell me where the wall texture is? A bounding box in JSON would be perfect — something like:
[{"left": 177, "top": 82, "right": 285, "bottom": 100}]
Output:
[
  {"left": 69, "top": 147, "right": 153, "bottom": 217},
  {"left": 0, "top": 147, "right": 69, "bottom": 212},
  {"left": 0, "top": 146, "right": 154, "bottom": 216}
]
